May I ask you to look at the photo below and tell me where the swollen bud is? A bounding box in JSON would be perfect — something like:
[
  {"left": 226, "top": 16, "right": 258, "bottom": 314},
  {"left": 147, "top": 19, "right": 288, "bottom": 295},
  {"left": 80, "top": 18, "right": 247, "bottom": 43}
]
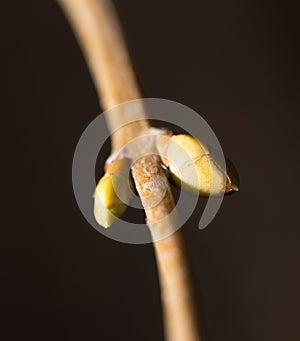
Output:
[
  {"left": 94, "top": 159, "right": 133, "bottom": 228},
  {"left": 156, "top": 134, "right": 239, "bottom": 196}
]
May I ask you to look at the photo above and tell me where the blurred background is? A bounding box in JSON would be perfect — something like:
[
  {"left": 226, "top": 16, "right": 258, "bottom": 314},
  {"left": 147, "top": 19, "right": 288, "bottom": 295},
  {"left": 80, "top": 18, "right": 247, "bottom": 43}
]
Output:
[{"left": 1, "top": 0, "right": 299, "bottom": 340}]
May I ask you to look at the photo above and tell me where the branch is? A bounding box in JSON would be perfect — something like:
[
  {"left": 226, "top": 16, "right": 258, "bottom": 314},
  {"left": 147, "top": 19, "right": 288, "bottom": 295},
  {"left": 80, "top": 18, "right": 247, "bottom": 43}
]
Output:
[{"left": 57, "top": 1, "right": 202, "bottom": 340}]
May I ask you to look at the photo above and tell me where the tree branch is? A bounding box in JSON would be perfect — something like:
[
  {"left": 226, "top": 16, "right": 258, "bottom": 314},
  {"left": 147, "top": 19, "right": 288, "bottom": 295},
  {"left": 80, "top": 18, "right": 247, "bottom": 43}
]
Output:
[{"left": 58, "top": 1, "right": 202, "bottom": 340}]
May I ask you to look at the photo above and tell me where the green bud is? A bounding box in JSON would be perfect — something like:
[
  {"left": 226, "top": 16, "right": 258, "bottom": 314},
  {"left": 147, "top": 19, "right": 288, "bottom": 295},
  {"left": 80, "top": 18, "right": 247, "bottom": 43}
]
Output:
[
  {"left": 156, "top": 134, "right": 239, "bottom": 196},
  {"left": 94, "top": 159, "right": 133, "bottom": 228}
]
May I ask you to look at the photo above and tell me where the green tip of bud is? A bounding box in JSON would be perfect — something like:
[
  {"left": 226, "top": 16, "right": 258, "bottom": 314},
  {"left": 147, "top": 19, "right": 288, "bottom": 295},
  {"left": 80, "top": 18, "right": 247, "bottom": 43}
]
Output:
[{"left": 231, "top": 183, "right": 239, "bottom": 192}]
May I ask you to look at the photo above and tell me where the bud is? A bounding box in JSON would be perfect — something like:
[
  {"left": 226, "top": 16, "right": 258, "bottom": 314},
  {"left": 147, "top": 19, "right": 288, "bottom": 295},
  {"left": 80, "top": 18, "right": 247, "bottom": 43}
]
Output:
[
  {"left": 156, "top": 134, "right": 239, "bottom": 196},
  {"left": 94, "top": 159, "right": 133, "bottom": 228}
]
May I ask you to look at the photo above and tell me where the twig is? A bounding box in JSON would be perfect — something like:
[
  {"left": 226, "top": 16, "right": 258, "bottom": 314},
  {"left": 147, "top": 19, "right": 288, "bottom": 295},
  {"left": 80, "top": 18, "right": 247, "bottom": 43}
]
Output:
[{"left": 58, "top": 0, "right": 202, "bottom": 340}]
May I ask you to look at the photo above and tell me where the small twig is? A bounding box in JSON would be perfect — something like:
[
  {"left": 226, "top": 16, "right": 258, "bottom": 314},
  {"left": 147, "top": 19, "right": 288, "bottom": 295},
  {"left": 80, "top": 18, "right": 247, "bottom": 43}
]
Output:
[{"left": 58, "top": 0, "right": 202, "bottom": 340}]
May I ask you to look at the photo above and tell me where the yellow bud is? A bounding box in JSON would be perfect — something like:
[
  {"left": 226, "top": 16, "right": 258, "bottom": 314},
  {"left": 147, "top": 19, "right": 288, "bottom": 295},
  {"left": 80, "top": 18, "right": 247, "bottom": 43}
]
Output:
[
  {"left": 157, "top": 134, "right": 239, "bottom": 196},
  {"left": 167, "top": 134, "right": 208, "bottom": 169},
  {"left": 94, "top": 159, "right": 133, "bottom": 228}
]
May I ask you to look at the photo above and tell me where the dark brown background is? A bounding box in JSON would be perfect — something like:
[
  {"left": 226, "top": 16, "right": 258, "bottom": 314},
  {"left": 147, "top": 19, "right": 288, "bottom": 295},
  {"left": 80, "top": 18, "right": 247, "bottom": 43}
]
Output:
[{"left": 1, "top": 0, "right": 299, "bottom": 340}]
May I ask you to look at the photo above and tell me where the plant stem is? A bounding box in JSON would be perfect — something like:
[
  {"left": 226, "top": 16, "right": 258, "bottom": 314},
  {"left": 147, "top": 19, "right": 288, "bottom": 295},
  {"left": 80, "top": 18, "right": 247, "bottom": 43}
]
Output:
[{"left": 57, "top": 1, "right": 202, "bottom": 340}]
